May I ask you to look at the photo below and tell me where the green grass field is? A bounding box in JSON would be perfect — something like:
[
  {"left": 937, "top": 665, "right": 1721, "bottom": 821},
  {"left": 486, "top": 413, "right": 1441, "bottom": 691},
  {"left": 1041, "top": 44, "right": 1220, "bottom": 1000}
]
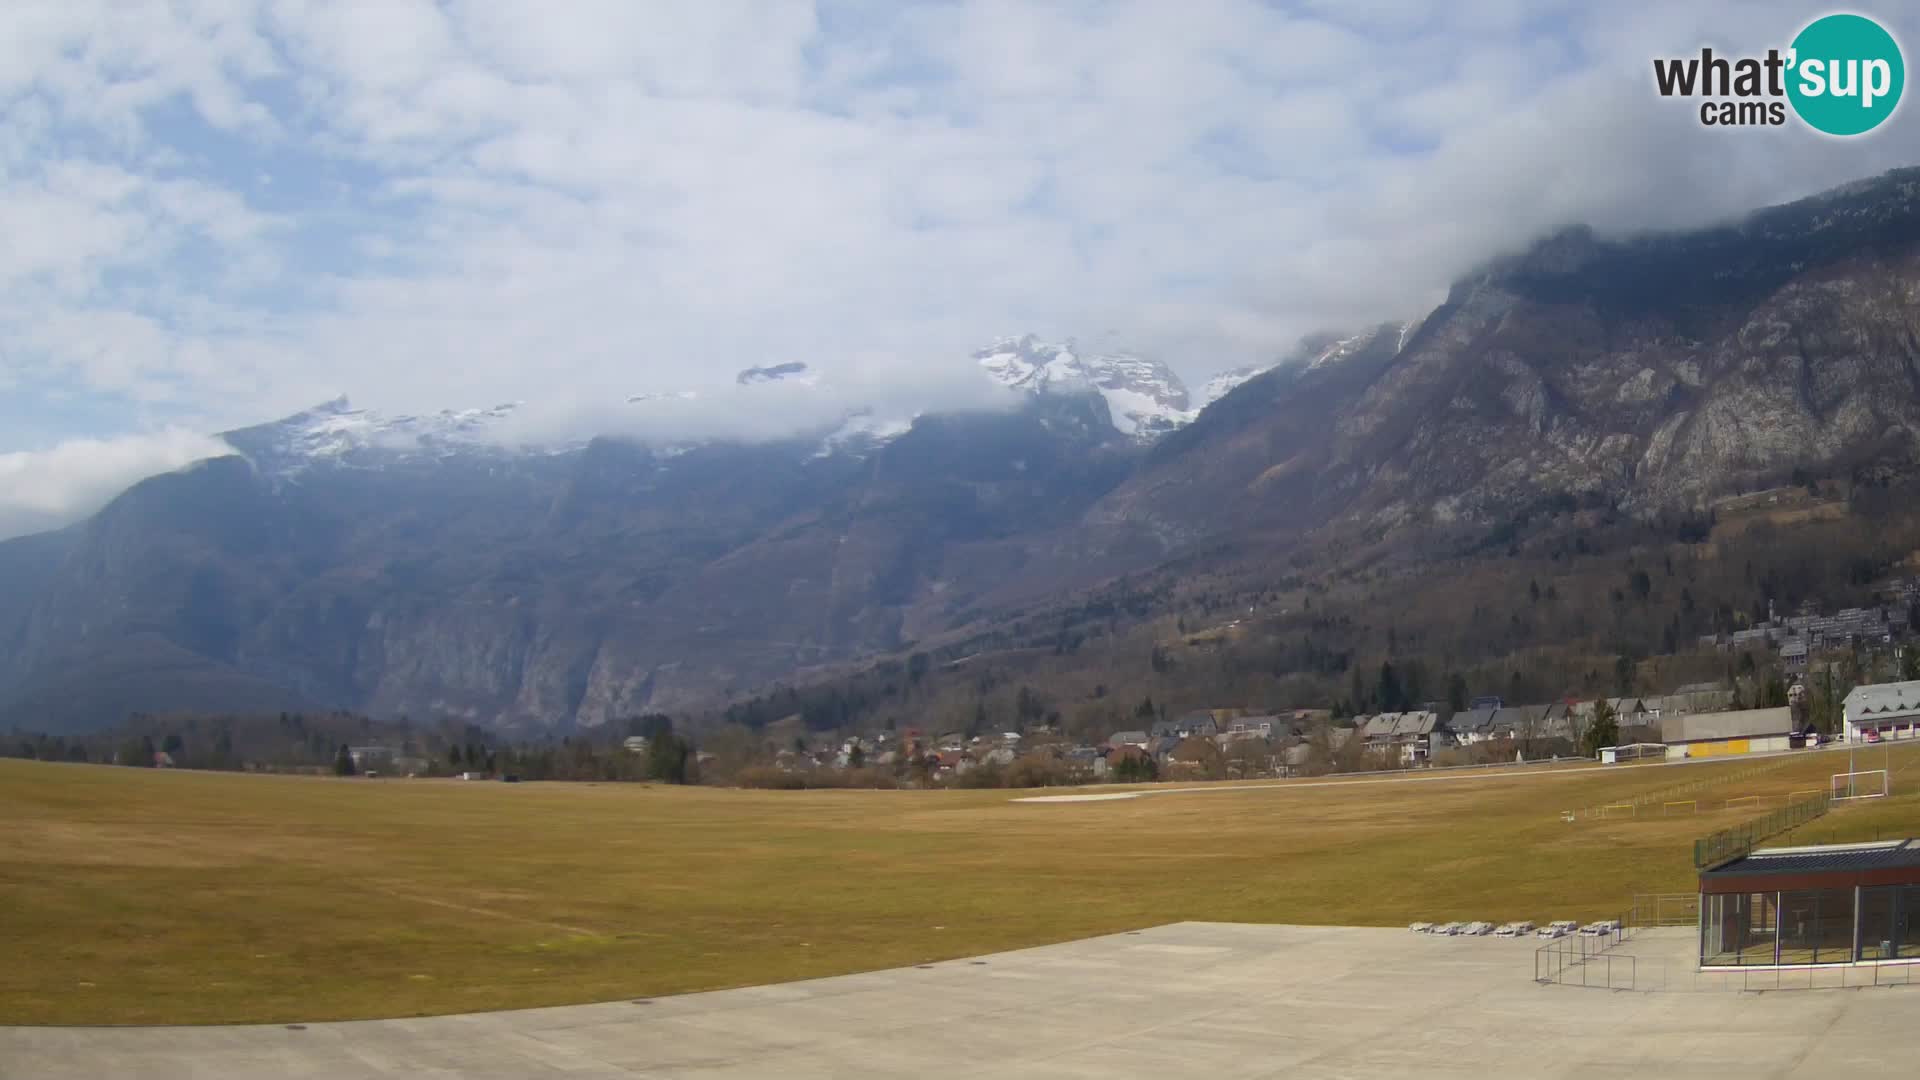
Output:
[{"left": 5, "top": 746, "right": 1920, "bottom": 1025}]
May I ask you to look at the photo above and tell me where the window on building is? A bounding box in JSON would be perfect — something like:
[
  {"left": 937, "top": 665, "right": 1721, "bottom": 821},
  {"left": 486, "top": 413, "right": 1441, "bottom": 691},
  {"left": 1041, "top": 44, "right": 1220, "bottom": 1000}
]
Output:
[
  {"left": 1703, "top": 892, "right": 1778, "bottom": 966},
  {"left": 1778, "top": 888, "right": 1854, "bottom": 964},
  {"left": 1901, "top": 886, "right": 1920, "bottom": 960},
  {"left": 1859, "top": 886, "right": 1897, "bottom": 960}
]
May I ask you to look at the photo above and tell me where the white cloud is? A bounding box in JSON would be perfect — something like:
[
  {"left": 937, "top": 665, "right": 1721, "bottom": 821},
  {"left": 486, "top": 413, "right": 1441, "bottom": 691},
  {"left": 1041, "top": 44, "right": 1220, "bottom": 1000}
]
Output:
[
  {"left": 0, "top": 429, "right": 235, "bottom": 540},
  {"left": 0, "top": 0, "right": 1915, "bottom": 512}
]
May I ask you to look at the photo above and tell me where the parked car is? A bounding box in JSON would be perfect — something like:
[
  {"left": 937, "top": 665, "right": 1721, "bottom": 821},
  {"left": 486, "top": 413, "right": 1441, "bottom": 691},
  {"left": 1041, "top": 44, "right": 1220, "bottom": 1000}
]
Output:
[
  {"left": 1409, "top": 921, "right": 1434, "bottom": 934},
  {"left": 1578, "top": 920, "right": 1619, "bottom": 937},
  {"left": 1461, "top": 921, "right": 1495, "bottom": 936},
  {"left": 1433, "top": 921, "right": 1464, "bottom": 936},
  {"left": 1493, "top": 921, "right": 1535, "bottom": 938},
  {"left": 1538, "top": 920, "right": 1580, "bottom": 938}
]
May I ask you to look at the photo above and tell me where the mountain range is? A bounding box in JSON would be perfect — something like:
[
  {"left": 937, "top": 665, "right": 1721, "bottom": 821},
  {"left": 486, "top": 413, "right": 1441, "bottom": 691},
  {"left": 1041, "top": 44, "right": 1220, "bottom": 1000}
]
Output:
[{"left": 5, "top": 166, "right": 1920, "bottom": 734}]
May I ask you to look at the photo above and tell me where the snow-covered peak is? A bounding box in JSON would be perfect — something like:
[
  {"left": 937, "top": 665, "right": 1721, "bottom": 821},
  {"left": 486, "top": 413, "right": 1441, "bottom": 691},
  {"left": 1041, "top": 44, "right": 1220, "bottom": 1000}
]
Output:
[
  {"left": 227, "top": 397, "right": 531, "bottom": 477},
  {"left": 974, "top": 335, "right": 1194, "bottom": 440},
  {"left": 1195, "top": 367, "right": 1268, "bottom": 409}
]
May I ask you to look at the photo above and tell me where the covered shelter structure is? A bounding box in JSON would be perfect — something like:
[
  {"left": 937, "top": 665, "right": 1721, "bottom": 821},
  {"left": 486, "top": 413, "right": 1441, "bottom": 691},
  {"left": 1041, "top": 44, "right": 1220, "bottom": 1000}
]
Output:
[{"left": 1700, "top": 840, "right": 1920, "bottom": 968}]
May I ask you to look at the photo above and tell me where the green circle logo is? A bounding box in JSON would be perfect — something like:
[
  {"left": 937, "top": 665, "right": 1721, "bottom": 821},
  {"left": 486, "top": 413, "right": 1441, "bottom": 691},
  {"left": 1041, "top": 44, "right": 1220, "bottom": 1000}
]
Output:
[{"left": 1787, "top": 14, "right": 1904, "bottom": 136}]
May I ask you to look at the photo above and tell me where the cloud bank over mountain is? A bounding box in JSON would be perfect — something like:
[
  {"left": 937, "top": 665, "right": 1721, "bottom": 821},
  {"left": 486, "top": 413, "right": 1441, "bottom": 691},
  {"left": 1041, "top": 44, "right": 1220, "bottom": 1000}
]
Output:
[
  {"left": 0, "top": 429, "right": 233, "bottom": 540},
  {"left": 2, "top": 1, "right": 1918, "bottom": 532}
]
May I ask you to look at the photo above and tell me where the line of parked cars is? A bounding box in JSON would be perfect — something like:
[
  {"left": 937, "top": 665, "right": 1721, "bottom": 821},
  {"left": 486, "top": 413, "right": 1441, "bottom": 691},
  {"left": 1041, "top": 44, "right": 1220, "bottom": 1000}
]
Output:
[{"left": 1409, "top": 918, "right": 1618, "bottom": 939}]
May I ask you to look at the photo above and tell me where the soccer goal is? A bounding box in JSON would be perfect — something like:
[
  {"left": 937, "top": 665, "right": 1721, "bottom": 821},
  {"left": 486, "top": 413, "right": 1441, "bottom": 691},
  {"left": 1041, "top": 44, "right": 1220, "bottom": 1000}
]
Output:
[
  {"left": 1724, "top": 794, "right": 1764, "bottom": 812},
  {"left": 1663, "top": 800, "right": 1697, "bottom": 816},
  {"left": 1831, "top": 770, "right": 1891, "bottom": 802},
  {"left": 1599, "top": 803, "right": 1635, "bottom": 819}
]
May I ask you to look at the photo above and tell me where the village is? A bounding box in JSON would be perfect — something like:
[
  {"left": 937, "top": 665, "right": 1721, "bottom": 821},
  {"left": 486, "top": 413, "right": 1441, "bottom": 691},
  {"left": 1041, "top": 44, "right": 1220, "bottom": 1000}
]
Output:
[
  {"left": 744, "top": 645, "right": 1920, "bottom": 780},
  {"left": 735, "top": 679, "right": 1916, "bottom": 788}
]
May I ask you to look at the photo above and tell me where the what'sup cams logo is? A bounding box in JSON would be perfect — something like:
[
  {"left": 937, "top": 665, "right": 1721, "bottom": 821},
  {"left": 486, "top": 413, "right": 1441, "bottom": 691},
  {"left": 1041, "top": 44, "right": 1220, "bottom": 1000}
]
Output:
[{"left": 1654, "top": 13, "right": 1904, "bottom": 135}]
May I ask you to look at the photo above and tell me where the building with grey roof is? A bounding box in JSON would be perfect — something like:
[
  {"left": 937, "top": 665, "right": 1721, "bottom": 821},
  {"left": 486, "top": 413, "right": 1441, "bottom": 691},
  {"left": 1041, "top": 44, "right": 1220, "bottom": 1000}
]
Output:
[
  {"left": 1443, "top": 707, "right": 1499, "bottom": 744},
  {"left": 1658, "top": 707, "right": 1794, "bottom": 758},
  {"left": 1843, "top": 680, "right": 1920, "bottom": 744}
]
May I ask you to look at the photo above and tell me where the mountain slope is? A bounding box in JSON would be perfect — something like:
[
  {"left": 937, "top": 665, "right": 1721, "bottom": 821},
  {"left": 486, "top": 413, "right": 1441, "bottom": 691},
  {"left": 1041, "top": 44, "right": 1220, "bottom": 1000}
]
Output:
[
  {"left": 8, "top": 168, "right": 1920, "bottom": 734},
  {"left": 1099, "top": 168, "right": 1920, "bottom": 546},
  {"left": 0, "top": 395, "right": 1136, "bottom": 733}
]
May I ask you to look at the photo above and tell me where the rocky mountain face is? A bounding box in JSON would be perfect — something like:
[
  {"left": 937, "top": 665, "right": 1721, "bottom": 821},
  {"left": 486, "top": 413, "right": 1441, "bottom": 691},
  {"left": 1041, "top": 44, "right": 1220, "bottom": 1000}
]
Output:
[
  {"left": 1096, "top": 168, "right": 1920, "bottom": 549},
  {"left": 0, "top": 393, "right": 1138, "bottom": 733},
  {"left": 6, "top": 168, "right": 1920, "bottom": 734}
]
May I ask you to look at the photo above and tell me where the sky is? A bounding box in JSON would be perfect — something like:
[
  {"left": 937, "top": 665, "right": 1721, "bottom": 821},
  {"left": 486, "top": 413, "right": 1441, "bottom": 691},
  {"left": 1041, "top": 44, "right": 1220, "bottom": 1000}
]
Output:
[{"left": 1, "top": 0, "right": 1917, "bottom": 539}]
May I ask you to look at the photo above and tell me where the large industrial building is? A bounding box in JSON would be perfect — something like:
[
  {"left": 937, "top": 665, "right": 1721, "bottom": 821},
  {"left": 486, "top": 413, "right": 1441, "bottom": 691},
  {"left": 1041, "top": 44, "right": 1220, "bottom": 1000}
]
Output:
[{"left": 1658, "top": 706, "right": 1794, "bottom": 758}]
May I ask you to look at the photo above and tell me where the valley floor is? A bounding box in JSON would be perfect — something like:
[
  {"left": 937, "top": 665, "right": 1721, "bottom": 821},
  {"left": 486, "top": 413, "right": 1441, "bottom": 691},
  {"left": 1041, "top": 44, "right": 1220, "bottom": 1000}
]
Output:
[{"left": 3, "top": 748, "right": 1918, "bottom": 1025}]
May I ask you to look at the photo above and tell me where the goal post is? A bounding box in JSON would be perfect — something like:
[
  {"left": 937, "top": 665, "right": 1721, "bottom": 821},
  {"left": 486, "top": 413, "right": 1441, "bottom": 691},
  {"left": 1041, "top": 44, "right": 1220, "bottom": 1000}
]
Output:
[
  {"left": 1724, "top": 794, "right": 1763, "bottom": 812},
  {"left": 1600, "top": 803, "right": 1635, "bottom": 819},
  {"left": 1663, "top": 800, "right": 1696, "bottom": 816},
  {"left": 1831, "top": 770, "right": 1890, "bottom": 801}
]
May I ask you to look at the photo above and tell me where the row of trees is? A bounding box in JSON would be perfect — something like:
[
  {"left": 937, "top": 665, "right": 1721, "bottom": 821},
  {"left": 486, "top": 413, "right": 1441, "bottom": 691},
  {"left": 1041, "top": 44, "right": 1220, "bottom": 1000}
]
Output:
[{"left": 6, "top": 712, "right": 701, "bottom": 786}]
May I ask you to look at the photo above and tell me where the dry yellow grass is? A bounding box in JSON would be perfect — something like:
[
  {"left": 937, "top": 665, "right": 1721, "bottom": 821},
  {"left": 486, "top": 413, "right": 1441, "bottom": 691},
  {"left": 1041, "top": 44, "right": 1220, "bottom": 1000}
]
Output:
[{"left": 4, "top": 747, "right": 1918, "bottom": 1025}]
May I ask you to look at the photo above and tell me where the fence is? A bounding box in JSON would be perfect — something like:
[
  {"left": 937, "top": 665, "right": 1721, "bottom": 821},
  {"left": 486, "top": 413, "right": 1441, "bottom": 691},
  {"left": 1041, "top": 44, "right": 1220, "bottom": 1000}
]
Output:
[
  {"left": 1538, "top": 940, "right": 1920, "bottom": 992},
  {"left": 1563, "top": 755, "right": 1798, "bottom": 822},
  {"left": 1691, "top": 792, "right": 1830, "bottom": 870},
  {"left": 1535, "top": 893, "right": 1920, "bottom": 994},
  {"left": 1534, "top": 937, "right": 1647, "bottom": 989},
  {"left": 1627, "top": 892, "right": 1698, "bottom": 928}
]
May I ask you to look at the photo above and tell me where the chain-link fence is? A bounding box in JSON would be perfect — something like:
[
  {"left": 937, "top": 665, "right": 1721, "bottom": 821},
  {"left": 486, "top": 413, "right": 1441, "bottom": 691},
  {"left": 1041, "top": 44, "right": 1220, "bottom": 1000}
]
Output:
[{"left": 1692, "top": 793, "right": 1830, "bottom": 869}]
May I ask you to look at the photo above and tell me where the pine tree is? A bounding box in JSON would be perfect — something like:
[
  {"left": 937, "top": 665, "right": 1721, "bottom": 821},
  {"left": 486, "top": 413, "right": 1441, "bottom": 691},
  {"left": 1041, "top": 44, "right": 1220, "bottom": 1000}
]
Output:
[
  {"left": 1581, "top": 699, "right": 1618, "bottom": 758},
  {"left": 333, "top": 744, "right": 356, "bottom": 776}
]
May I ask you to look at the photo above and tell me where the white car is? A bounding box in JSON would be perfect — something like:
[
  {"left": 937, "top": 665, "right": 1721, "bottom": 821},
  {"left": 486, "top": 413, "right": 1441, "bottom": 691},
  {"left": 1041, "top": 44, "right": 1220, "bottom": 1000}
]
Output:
[
  {"left": 1461, "top": 921, "right": 1495, "bottom": 936},
  {"left": 1577, "top": 920, "right": 1619, "bottom": 937},
  {"left": 1432, "top": 921, "right": 1464, "bottom": 936},
  {"left": 1410, "top": 921, "right": 1434, "bottom": 934},
  {"left": 1493, "top": 920, "right": 1535, "bottom": 938}
]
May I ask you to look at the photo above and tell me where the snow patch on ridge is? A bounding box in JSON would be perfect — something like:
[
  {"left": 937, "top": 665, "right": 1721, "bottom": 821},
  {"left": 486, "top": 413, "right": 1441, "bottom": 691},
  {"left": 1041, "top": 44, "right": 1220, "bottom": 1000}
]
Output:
[{"left": 974, "top": 335, "right": 1195, "bottom": 440}]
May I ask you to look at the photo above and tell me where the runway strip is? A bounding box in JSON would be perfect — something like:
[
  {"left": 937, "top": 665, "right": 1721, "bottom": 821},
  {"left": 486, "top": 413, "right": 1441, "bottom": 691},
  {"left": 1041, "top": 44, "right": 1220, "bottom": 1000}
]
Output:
[{"left": 1011, "top": 741, "right": 1870, "bottom": 803}]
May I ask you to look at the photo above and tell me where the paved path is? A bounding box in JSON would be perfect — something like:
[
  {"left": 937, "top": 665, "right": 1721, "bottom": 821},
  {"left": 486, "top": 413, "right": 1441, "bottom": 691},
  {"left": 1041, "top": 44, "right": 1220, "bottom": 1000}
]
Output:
[
  {"left": 1014, "top": 739, "right": 1885, "bottom": 803},
  {"left": 5, "top": 924, "right": 1918, "bottom": 1078}
]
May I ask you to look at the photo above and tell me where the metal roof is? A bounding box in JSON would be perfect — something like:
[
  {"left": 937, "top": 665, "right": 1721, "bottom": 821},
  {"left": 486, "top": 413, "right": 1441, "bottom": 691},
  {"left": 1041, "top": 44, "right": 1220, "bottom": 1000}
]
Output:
[
  {"left": 1844, "top": 680, "right": 1920, "bottom": 721},
  {"left": 1392, "top": 711, "right": 1436, "bottom": 736},
  {"left": 1362, "top": 713, "right": 1401, "bottom": 737},
  {"left": 1444, "top": 707, "right": 1498, "bottom": 732},
  {"left": 1701, "top": 839, "right": 1920, "bottom": 879}
]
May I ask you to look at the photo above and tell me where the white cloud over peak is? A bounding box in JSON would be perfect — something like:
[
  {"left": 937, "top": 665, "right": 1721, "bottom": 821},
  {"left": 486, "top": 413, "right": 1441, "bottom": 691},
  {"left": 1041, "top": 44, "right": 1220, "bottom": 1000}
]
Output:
[
  {"left": 0, "top": 428, "right": 234, "bottom": 541},
  {"left": 0, "top": 1, "right": 1917, "bottom": 534}
]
